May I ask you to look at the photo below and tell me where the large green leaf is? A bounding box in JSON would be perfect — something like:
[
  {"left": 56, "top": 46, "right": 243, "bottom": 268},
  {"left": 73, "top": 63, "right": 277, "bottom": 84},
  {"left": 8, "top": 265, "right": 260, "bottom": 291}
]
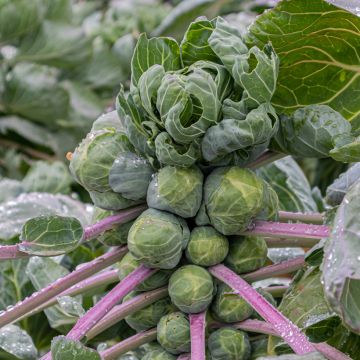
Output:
[
  {"left": 26, "top": 257, "right": 83, "bottom": 331},
  {"left": 0, "top": 193, "right": 90, "bottom": 244},
  {"left": 258, "top": 157, "right": 318, "bottom": 212},
  {"left": 22, "top": 161, "right": 73, "bottom": 194},
  {"left": 322, "top": 179, "right": 360, "bottom": 333},
  {"left": 51, "top": 336, "right": 101, "bottom": 360},
  {"left": 15, "top": 21, "right": 92, "bottom": 69},
  {"left": 247, "top": 0, "right": 360, "bottom": 131},
  {"left": 0, "top": 0, "right": 44, "bottom": 44},
  {"left": 19, "top": 215, "right": 84, "bottom": 256},
  {"left": 0, "top": 325, "right": 37, "bottom": 360}
]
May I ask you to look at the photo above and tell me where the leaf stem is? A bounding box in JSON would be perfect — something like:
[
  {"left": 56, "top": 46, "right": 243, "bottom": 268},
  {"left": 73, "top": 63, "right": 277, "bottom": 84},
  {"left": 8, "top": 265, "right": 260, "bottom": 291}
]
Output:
[
  {"left": 100, "top": 328, "right": 157, "bottom": 360},
  {"left": 209, "top": 264, "right": 315, "bottom": 355},
  {"left": 189, "top": 312, "right": 206, "bottom": 360},
  {"left": 243, "top": 256, "right": 305, "bottom": 282},
  {"left": 86, "top": 286, "right": 168, "bottom": 340},
  {"left": 17, "top": 269, "right": 120, "bottom": 322},
  {"left": 0, "top": 247, "right": 128, "bottom": 328},
  {"left": 247, "top": 150, "right": 286, "bottom": 169},
  {"left": 0, "top": 205, "right": 146, "bottom": 260},
  {"left": 278, "top": 211, "right": 324, "bottom": 224},
  {"left": 242, "top": 221, "right": 329, "bottom": 240}
]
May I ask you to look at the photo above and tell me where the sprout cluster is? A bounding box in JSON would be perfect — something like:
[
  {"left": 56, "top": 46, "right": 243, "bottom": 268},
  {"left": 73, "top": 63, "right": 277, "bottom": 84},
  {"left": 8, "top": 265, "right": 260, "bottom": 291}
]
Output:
[{"left": 67, "top": 15, "right": 283, "bottom": 359}]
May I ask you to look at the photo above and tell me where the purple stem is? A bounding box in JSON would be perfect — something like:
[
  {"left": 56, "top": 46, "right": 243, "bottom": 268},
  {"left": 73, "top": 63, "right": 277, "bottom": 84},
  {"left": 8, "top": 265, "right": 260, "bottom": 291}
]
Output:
[
  {"left": 213, "top": 320, "right": 350, "bottom": 360},
  {"left": 247, "top": 150, "right": 286, "bottom": 169},
  {"left": 83, "top": 204, "right": 146, "bottom": 239},
  {"left": 242, "top": 256, "right": 305, "bottom": 282},
  {"left": 86, "top": 286, "right": 168, "bottom": 340},
  {"left": 100, "top": 328, "right": 157, "bottom": 360},
  {"left": 0, "top": 205, "right": 146, "bottom": 260},
  {"left": 278, "top": 211, "right": 324, "bottom": 224},
  {"left": 0, "top": 247, "right": 127, "bottom": 328},
  {"left": 242, "top": 221, "right": 329, "bottom": 240},
  {"left": 41, "top": 265, "right": 157, "bottom": 360},
  {"left": 190, "top": 312, "right": 206, "bottom": 360},
  {"left": 209, "top": 264, "right": 315, "bottom": 355},
  {"left": 17, "top": 269, "right": 120, "bottom": 322}
]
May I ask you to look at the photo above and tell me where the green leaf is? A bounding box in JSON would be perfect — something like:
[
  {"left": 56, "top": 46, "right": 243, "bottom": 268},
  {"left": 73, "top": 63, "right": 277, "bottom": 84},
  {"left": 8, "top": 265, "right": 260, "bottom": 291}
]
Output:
[
  {"left": 258, "top": 157, "right": 318, "bottom": 212},
  {"left": 51, "top": 336, "right": 101, "bottom": 360},
  {"left": 0, "top": 325, "right": 37, "bottom": 360},
  {"left": 131, "top": 33, "right": 181, "bottom": 87},
  {"left": 0, "top": 193, "right": 90, "bottom": 244},
  {"left": 19, "top": 215, "right": 84, "bottom": 256},
  {"left": 325, "top": 163, "right": 360, "bottom": 206},
  {"left": 2, "top": 63, "right": 69, "bottom": 125},
  {"left": 15, "top": 21, "right": 92, "bottom": 69},
  {"left": 43, "top": 0, "right": 72, "bottom": 21},
  {"left": 247, "top": 0, "right": 360, "bottom": 131},
  {"left": 201, "top": 103, "right": 278, "bottom": 163},
  {"left": 0, "top": 178, "right": 24, "bottom": 203},
  {"left": 180, "top": 18, "right": 218, "bottom": 66},
  {"left": 271, "top": 105, "right": 356, "bottom": 160},
  {"left": 0, "top": 0, "right": 44, "bottom": 44},
  {"left": 26, "top": 257, "right": 82, "bottom": 331},
  {"left": 109, "top": 151, "right": 154, "bottom": 201},
  {"left": 322, "top": 179, "right": 360, "bottom": 333},
  {"left": 330, "top": 136, "right": 360, "bottom": 162},
  {"left": 22, "top": 161, "right": 73, "bottom": 195}
]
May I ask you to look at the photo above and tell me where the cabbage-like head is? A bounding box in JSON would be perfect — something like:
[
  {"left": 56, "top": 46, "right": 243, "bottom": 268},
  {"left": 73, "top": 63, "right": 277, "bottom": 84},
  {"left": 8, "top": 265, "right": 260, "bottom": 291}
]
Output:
[
  {"left": 208, "top": 327, "right": 251, "bottom": 360},
  {"left": 157, "top": 312, "right": 190, "bottom": 354},
  {"left": 185, "top": 226, "right": 229, "bottom": 266},
  {"left": 89, "top": 189, "right": 142, "bottom": 211},
  {"left": 117, "top": 252, "right": 171, "bottom": 292},
  {"left": 204, "top": 167, "right": 266, "bottom": 235},
  {"left": 168, "top": 265, "right": 214, "bottom": 314},
  {"left": 224, "top": 236, "right": 268, "bottom": 274},
  {"left": 141, "top": 348, "right": 176, "bottom": 360},
  {"left": 128, "top": 209, "right": 189, "bottom": 269},
  {"left": 69, "top": 129, "right": 133, "bottom": 192},
  {"left": 211, "top": 283, "right": 253, "bottom": 323},
  {"left": 147, "top": 166, "right": 203, "bottom": 218},
  {"left": 123, "top": 291, "right": 174, "bottom": 332}
]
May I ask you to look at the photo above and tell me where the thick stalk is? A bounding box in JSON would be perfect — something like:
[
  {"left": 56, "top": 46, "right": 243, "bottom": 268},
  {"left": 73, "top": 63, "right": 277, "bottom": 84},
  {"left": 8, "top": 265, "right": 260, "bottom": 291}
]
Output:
[
  {"left": 42, "top": 265, "right": 157, "bottom": 360},
  {"left": 0, "top": 247, "right": 127, "bottom": 328},
  {"left": 247, "top": 150, "right": 286, "bottom": 169},
  {"left": 100, "top": 328, "right": 157, "bottom": 360},
  {"left": 0, "top": 205, "right": 146, "bottom": 260},
  {"left": 86, "top": 287, "right": 168, "bottom": 340},
  {"left": 209, "top": 264, "right": 315, "bottom": 355},
  {"left": 264, "top": 237, "right": 319, "bottom": 248},
  {"left": 227, "top": 320, "right": 351, "bottom": 360},
  {"left": 17, "top": 270, "right": 120, "bottom": 322},
  {"left": 190, "top": 312, "right": 206, "bottom": 360},
  {"left": 278, "top": 211, "right": 324, "bottom": 224},
  {"left": 243, "top": 256, "right": 305, "bottom": 282},
  {"left": 242, "top": 221, "right": 329, "bottom": 240}
]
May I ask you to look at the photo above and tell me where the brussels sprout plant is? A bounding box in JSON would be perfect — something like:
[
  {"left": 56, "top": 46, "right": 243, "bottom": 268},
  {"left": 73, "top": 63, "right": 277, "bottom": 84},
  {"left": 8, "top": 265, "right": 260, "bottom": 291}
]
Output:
[{"left": 0, "top": 2, "right": 360, "bottom": 360}]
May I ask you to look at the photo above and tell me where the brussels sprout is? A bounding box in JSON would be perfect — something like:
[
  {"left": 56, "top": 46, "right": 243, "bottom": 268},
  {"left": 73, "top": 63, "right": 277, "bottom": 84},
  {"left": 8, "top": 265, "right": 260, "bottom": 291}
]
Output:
[
  {"left": 128, "top": 209, "right": 189, "bottom": 269},
  {"left": 110, "top": 151, "right": 154, "bottom": 201},
  {"left": 91, "top": 110, "right": 125, "bottom": 132},
  {"left": 257, "top": 182, "right": 279, "bottom": 221},
  {"left": 168, "top": 265, "right": 214, "bottom": 313},
  {"left": 211, "top": 283, "right": 253, "bottom": 323},
  {"left": 147, "top": 166, "right": 203, "bottom": 218},
  {"left": 141, "top": 348, "right": 176, "bottom": 360},
  {"left": 92, "top": 208, "right": 133, "bottom": 246},
  {"left": 185, "top": 226, "right": 229, "bottom": 266},
  {"left": 117, "top": 253, "right": 171, "bottom": 292},
  {"left": 224, "top": 236, "right": 268, "bottom": 274},
  {"left": 69, "top": 129, "right": 133, "bottom": 192},
  {"left": 124, "top": 291, "right": 174, "bottom": 332},
  {"left": 157, "top": 312, "right": 190, "bottom": 354},
  {"left": 89, "top": 190, "right": 142, "bottom": 211},
  {"left": 208, "top": 327, "right": 251, "bottom": 360},
  {"left": 253, "top": 288, "right": 276, "bottom": 320},
  {"left": 204, "top": 167, "right": 266, "bottom": 235}
]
